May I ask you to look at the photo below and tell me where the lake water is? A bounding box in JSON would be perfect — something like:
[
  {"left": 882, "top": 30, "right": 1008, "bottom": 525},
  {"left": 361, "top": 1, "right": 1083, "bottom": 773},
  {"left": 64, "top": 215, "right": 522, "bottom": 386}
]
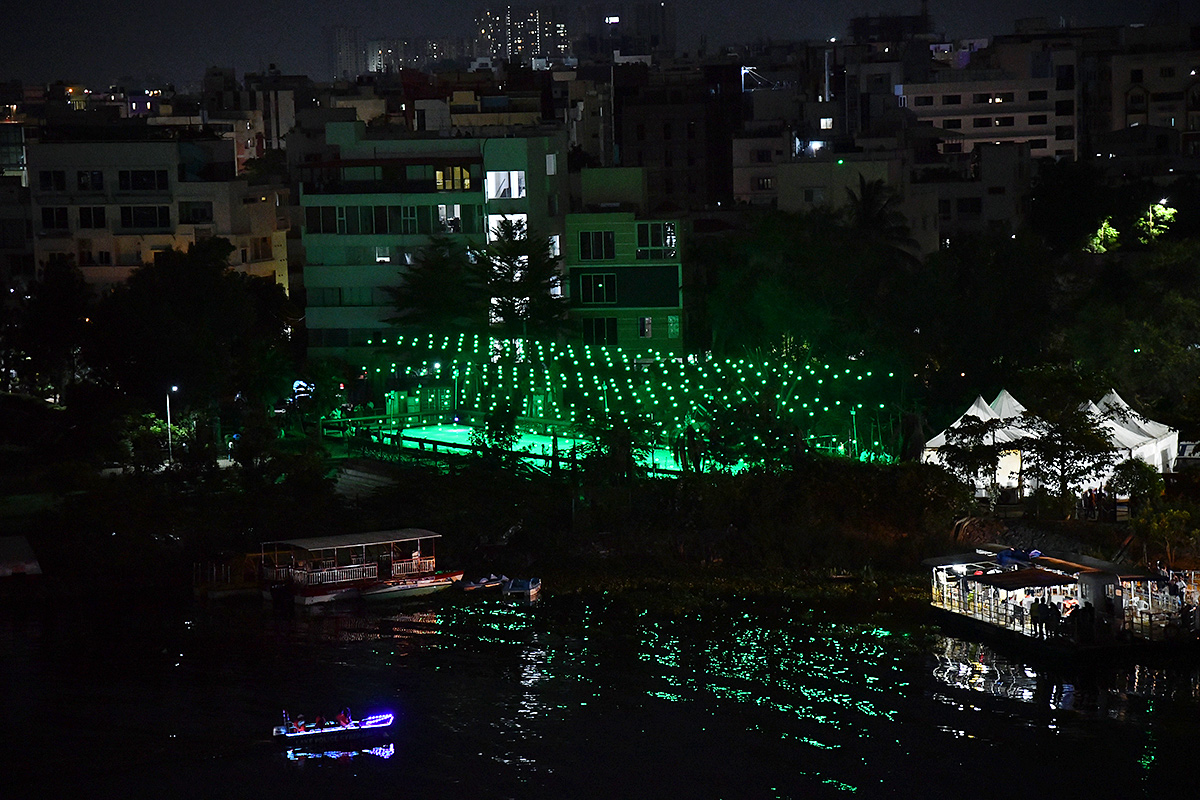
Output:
[{"left": 4, "top": 588, "right": 1199, "bottom": 798}]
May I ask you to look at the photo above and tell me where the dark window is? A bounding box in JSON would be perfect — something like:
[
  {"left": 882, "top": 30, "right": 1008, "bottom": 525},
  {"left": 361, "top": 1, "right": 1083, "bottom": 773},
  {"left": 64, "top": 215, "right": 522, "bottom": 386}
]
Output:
[
  {"left": 996, "top": 116, "right": 1015, "bottom": 127},
  {"left": 119, "top": 205, "right": 171, "bottom": 228},
  {"left": 1055, "top": 99, "right": 1075, "bottom": 116},
  {"left": 943, "top": 118, "right": 962, "bottom": 129},
  {"left": 77, "top": 170, "right": 103, "bottom": 190},
  {"left": 942, "top": 142, "right": 963, "bottom": 153},
  {"left": 956, "top": 197, "right": 982, "bottom": 215},
  {"left": 972, "top": 93, "right": 990, "bottom": 104},
  {"left": 118, "top": 169, "right": 169, "bottom": 191},
  {"left": 987, "top": 186, "right": 1006, "bottom": 195},
  {"left": 972, "top": 117, "right": 992, "bottom": 128},
  {"left": 78, "top": 206, "right": 106, "bottom": 228},
  {"left": 1160, "top": 66, "right": 1174, "bottom": 78},
  {"left": 1029, "top": 90, "right": 1048, "bottom": 101},
  {"left": 41, "top": 206, "right": 68, "bottom": 229},
  {"left": 663, "top": 122, "right": 671, "bottom": 140},
  {"left": 914, "top": 95, "right": 933, "bottom": 106},
  {"left": 579, "top": 231, "right": 615, "bottom": 260},
  {"left": 1055, "top": 64, "right": 1075, "bottom": 91},
  {"left": 1029, "top": 114, "right": 1048, "bottom": 125},
  {"left": 96, "top": 250, "right": 112, "bottom": 265},
  {"left": 38, "top": 170, "right": 65, "bottom": 191},
  {"left": 1131, "top": 69, "right": 1144, "bottom": 83},
  {"left": 1055, "top": 125, "right": 1075, "bottom": 140},
  {"left": 178, "top": 201, "right": 213, "bottom": 224},
  {"left": 995, "top": 92, "right": 1015, "bottom": 103},
  {"left": 942, "top": 94, "right": 961, "bottom": 105},
  {"left": 582, "top": 317, "right": 617, "bottom": 345},
  {"left": 579, "top": 273, "right": 616, "bottom": 303},
  {"left": 938, "top": 198, "right": 952, "bottom": 218},
  {"left": 636, "top": 222, "right": 676, "bottom": 260},
  {"left": 1029, "top": 139, "right": 1048, "bottom": 149}
]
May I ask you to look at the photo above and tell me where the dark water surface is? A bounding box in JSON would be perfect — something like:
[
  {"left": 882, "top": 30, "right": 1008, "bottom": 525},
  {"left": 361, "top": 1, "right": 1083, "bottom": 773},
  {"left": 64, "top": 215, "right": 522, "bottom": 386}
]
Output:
[{"left": 4, "top": 589, "right": 1198, "bottom": 798}]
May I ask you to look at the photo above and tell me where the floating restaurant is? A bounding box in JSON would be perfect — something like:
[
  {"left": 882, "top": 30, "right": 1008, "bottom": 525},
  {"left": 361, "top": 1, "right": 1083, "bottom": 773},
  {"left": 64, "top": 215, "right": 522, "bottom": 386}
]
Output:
[{"left": 925, "top": 545, "right": 1200, "bottom": 654}]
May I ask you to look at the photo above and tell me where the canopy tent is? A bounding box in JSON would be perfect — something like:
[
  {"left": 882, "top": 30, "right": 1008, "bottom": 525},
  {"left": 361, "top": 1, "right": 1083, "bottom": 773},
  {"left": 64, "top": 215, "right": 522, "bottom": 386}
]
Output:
[
  {"left": 1095, "top": 390, "right": 1178, "bottom": 473},
  {"left": 923, "top": 389, "right": 1178, "bottom": 496}
]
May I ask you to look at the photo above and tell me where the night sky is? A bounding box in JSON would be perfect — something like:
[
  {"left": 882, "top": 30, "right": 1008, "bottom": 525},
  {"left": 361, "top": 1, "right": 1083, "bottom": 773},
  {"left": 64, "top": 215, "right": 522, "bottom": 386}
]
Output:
[{"left": 3, "top": 0, "right": 1177, "bottom": 89}]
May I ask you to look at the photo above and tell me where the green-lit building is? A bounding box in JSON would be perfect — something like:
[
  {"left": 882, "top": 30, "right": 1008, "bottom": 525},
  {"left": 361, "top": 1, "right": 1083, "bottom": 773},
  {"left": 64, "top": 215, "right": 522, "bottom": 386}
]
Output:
[
  {"left": 565, "top": 167, "right": 684, "bottom": 352},
  {"left": 298, "top": 120, "right": 568, "bottom": 367}
]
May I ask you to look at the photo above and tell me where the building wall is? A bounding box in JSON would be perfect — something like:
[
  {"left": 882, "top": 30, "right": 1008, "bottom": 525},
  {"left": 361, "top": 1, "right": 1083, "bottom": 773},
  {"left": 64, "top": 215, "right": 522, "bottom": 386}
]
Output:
[
  {"left": 300, "top": 122, "right": 567, "bottom": 363},
  {"left": 564, "top": 210, "right": 682, "bottom": 351},
  {"left": 26, "top": 136, "right": 288, "bottom": 294}
]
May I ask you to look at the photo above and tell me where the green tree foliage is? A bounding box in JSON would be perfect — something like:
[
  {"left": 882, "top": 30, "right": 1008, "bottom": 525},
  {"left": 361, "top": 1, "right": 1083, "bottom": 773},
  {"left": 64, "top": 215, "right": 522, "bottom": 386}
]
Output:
[
  {"left": 476, "top": 218, "right": 568, "bottom": 341},
  {"left": 574, "top": 410, "right": 656, "bottom": 484},
  {"left": 1016, "top": 405, "right": 1116, "bottom": 518},
  {"left": 1135, "top": 201, "right": 1176, "bottom": 245},
  {"left": 469, "top": 402, "right": 520, "bottom": 458},
  {"left": 694, "top": 210, "right": 910, "bottom": 365},
  {"left": 84, "top": 238, "right": 296, "bottom": 413},
  {"left": 842, "top": 175, "right": 918, "bottom": 256},
  {"left": 1132, "top": 507, "right": 1194, "bottom": 568},
  {"left": 936, "top": 416, "right": 1012, "bottom": 492},
  {"left": 1108, "top": 458, "right": 1164, "bottom": 514},
  {"left": 383, "top": 235, "right": 489, "bottom": 334}
]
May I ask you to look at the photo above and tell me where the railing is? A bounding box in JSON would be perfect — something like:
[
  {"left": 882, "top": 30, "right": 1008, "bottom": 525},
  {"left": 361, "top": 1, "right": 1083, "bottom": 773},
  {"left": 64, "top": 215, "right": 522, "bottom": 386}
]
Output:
[
  {"left": 392, "top": 557, "right": 436, "bottom": 577},
  {"left": 263, "top": 563, "right": 379, "bottom": 586}
]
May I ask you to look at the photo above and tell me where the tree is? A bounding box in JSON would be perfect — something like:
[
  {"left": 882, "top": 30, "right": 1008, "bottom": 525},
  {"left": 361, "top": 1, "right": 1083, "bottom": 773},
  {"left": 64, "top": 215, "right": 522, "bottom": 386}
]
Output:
[
  {"left": 1017, "top": 406, "right": 1117, "bottom": 518},
  {"left": 1108, "top": 458, "right": 1164, "bottom": 514},
  {"left": 842, "top": 175, "right": 918, "bottom": 256},
  {"left": 383, "top": 235, "right": 489, "bottom": 334},
  {"left": 936, "top": 416, "right": 1013, "bottom": 497},
  {"left": 1133, "top": 507, "right": 1194, "bottom": 568},
  {"left": 475, "top": 218, "right": 568, "bottom": 341},
  {"left": 84, "top": 238, "right": 295, "bottom": 413},
  {"left": 12, "top": 260, "right": 93, "bottom": 401},
  {"left": 1135, "top": 201, "right": 1176, "bottom": 245}
]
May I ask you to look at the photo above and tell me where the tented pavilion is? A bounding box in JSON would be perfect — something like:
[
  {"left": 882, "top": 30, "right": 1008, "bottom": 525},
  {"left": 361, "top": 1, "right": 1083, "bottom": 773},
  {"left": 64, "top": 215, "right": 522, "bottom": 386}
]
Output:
[{"left": 923, "top": 389, "right": 1178, "bottom": 497}]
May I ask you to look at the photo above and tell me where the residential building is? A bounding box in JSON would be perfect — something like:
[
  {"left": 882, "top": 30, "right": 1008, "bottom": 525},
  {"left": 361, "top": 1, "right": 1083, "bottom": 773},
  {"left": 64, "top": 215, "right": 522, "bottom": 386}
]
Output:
[
  {"left": 565, "top": 167, "right": 683, "bottom": 351},
  {"left": 26, "top": 126, "right": 289, "bottom": 294},
  {"left": 297, "top": 120, "right": 567, "bottom": 366}
]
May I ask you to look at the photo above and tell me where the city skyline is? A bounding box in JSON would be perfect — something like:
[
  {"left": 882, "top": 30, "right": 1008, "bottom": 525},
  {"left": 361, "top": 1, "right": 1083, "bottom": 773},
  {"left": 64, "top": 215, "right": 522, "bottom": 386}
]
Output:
[{"left": 5, "top": 0, "right": 1172, "bottom": 89}]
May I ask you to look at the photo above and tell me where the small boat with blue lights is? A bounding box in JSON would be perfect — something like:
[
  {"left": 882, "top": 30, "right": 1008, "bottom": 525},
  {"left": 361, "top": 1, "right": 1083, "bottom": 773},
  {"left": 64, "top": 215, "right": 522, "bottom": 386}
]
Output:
[
  {"left": 273, "top": 710, "right": 394, "bottom": 746},
  {"left": 260, "top": 530, "right": 463, "bottom": 605}
]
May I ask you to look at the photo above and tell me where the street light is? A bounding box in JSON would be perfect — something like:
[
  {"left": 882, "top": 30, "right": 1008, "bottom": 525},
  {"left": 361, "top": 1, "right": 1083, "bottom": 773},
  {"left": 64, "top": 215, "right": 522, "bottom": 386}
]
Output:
[{"left": 166, "top": 385, "right": 178, "bottom": 465}]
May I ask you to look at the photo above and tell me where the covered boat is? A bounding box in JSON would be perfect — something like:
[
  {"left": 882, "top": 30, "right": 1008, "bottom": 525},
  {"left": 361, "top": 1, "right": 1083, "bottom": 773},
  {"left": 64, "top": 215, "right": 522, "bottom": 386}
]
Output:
[{"left": 260, "top": 530, "right": 463, "bottom": 605}]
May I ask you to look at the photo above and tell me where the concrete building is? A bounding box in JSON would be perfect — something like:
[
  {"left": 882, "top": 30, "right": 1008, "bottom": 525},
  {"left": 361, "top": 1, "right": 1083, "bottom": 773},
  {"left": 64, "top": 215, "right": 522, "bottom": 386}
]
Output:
[
  {"left": 26, "top": 127, "right": 289, "bottom": 294},
  {"left": 297, "top": 120, "right": 567, "bottom": 365},
  {"left": 565, "top": 167, "right": 683, "bottom": 351}
]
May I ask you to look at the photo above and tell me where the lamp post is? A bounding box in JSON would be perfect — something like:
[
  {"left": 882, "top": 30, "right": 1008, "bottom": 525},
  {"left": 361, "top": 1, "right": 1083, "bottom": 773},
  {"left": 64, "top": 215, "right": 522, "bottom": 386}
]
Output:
[{"left": 166, "top": 385, "right": 178, "bottom": 465}]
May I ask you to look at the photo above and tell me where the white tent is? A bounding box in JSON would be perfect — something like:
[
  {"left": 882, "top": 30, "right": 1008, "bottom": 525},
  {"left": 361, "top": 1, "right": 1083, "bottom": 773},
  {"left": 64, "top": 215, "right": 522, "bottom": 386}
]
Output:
[
  {"left": 1095, "top": 390, "right": 1178, "bottom": 473},
  {"left": 923, "top": 389, "right": 1179, "bottom": 496}
]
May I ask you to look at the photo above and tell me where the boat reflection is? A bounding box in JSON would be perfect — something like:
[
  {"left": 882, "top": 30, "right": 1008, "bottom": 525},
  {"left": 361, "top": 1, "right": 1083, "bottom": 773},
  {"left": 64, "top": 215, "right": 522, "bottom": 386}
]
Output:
[
  {"left": 931, "top": 636, "right": 1200, "bottom": 720},
  {"left": 285, "top": 742, "right": 396, "bottom": 762}
]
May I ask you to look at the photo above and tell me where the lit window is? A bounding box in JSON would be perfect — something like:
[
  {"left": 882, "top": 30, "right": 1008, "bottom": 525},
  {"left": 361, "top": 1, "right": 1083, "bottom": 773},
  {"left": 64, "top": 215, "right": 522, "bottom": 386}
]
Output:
[{"left": 820, "top": 117, "right": 833, "bottom": 130}]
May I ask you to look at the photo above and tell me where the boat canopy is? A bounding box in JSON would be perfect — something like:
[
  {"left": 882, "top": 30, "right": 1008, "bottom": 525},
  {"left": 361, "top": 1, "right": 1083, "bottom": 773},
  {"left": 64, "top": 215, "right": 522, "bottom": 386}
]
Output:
[
  {"left": 963, "top": 567, "right": 1078, "bottom": 591},
  {"left": 262, "top": 529, "right": 441, "bottom": 553}
]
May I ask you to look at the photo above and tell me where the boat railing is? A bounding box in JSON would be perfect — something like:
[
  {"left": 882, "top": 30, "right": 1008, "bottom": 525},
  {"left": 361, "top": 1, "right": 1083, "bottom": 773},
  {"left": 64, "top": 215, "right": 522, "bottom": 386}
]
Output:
[
  {"left": 290, "top": 564, "right": 379, "bottom": 586},
  {"left": 391, "top": 557, "right": 436, "bottom": 577}
]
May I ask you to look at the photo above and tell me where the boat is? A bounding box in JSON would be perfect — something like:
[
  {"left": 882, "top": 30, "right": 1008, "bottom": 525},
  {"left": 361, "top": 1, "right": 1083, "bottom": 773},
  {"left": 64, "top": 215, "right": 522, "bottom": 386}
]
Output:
[
  {"left": 260, "top": 530, "right": 464, "bottom": 605},
  {"left": 273, "top": 710, "right": 394, "bottom": 746},
  {"left": 461, "top": 574, "right": 508, "bottom": 592},
  {"left": 502, "top": 577, "right": 541, "bottom": 600},
  {"left": 924, "top": 545, "right": 1200, "bottom": 658}
]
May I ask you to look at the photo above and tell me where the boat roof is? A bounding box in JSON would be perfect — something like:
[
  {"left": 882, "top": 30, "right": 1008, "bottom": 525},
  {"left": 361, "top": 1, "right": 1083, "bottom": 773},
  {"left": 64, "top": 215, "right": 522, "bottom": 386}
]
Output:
[
  {"left": 262, "top": 529, "right": 442, "bottom": 552},
  {"left": 964, "top": 567, "right": 1078, "bottom": 591}
]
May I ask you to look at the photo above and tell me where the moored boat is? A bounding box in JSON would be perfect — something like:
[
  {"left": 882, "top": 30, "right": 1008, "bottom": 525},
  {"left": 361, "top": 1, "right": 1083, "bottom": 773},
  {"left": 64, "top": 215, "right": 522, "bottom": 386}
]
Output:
[
  {"left": 260, "top": 530, "right": 463, "bottom": 605},
  {"left": 925, "top": 545, "right": 1200, "bottom": 657},
  {"left": 461, "top": 574, "right": 508, "bottom": 592},
  {"left": 502, "top": 577, "right": 541, "bottom": 600}
]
